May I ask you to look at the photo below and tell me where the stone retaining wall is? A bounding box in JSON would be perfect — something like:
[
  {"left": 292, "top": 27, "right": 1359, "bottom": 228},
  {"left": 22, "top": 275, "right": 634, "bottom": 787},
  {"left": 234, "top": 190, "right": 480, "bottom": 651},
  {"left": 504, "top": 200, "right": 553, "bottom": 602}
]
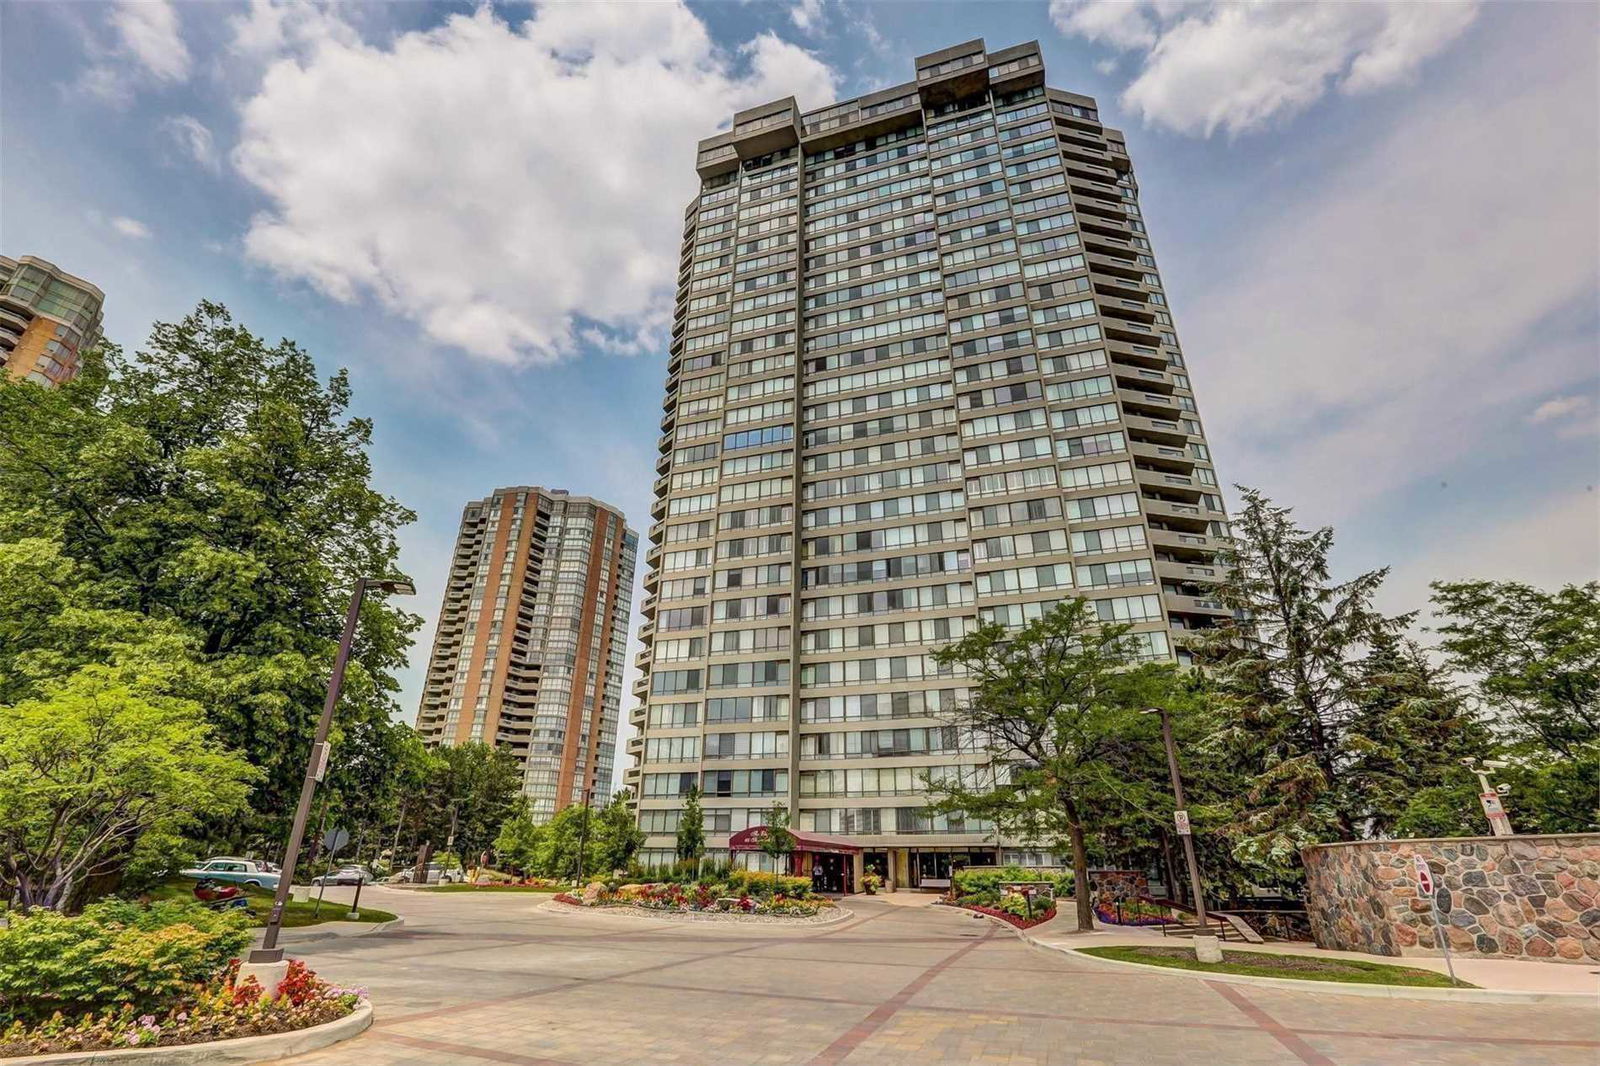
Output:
[{"left": 1302, "top": 834, "right": 1600, "bottom": 964}]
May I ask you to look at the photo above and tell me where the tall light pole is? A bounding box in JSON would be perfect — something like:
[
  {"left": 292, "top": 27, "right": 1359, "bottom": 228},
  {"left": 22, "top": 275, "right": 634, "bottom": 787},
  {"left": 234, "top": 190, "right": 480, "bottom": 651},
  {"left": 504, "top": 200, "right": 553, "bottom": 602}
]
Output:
[
  {"left": 1143, "top": 707, "right": 1207, "bottom": 925},
  {"left": 248, "top": 577, "right": 414, "bottom": 967}
]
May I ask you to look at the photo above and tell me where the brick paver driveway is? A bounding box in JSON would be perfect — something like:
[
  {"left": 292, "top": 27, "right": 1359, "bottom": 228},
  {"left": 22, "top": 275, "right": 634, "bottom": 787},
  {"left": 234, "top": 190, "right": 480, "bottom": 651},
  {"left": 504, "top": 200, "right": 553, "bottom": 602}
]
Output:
[{"left": 282, "top": 887, "right": 1598, "bottom": 1065}]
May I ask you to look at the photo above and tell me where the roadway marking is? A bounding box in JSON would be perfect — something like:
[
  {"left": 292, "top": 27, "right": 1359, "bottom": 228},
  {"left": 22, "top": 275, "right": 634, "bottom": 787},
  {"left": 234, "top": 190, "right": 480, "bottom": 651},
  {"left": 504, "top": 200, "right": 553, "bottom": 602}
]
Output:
[{"left": 1207, "top": 980, "right": 1335, "bottom": 1066}]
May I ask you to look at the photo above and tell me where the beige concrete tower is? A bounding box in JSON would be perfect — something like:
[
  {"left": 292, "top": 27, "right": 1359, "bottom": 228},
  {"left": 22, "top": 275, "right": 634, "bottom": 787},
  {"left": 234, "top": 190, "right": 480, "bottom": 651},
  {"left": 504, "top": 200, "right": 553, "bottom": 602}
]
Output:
[
  {"left": 417, "top": 488, "right": 636, "bottom": 823},
  {"left": 628, "top": 40, "right": 1230, "bottom": 888}
]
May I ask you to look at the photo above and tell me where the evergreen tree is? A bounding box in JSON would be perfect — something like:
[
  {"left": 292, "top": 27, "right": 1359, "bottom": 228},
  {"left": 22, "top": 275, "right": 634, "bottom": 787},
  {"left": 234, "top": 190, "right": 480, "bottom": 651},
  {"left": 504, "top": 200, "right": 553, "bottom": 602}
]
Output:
[
  {"left": 675, "top": 786, "right": 706, "bottom": 869},
  {"left": 1200, "top": 488, "right": 1494, "bottom": 875}
]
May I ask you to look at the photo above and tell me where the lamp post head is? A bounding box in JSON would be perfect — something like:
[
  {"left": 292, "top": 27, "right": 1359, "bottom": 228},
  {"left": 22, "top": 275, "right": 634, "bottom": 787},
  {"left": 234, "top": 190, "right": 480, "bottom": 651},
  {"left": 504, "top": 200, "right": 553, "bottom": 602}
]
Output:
[{"left": 366, "top": 578, "right": 416, "bottom": 596}]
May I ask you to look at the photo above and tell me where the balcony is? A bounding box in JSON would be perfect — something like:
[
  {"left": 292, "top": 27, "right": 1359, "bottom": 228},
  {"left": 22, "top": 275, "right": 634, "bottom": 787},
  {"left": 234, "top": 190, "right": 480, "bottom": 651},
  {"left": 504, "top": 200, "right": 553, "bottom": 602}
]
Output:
[
  {"left": 1142, "top": 498, "right": 1209, "bottom": 531},
  {"left": 1164, "top": 591, "right": 1232, "bottom": 618},
  {"left": 1118, "top": 388, "right": 1182, "bottom": 419},
  {"left": 1158, "top": 559, "right": 1222, "bottom": 585},
  {"left": 1135, "top": 467, "right": 1202, "bottom": 500},
  {"left": 1130, "top": 440, "right": 1195, "bottom": 470}
]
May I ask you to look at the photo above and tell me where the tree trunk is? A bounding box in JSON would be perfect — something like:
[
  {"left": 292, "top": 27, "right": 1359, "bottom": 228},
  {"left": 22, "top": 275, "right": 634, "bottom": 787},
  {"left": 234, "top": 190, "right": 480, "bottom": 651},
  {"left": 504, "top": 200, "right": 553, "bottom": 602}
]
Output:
[{"left": 1061, "top": 802, "right": 1093, "bottom": 933}]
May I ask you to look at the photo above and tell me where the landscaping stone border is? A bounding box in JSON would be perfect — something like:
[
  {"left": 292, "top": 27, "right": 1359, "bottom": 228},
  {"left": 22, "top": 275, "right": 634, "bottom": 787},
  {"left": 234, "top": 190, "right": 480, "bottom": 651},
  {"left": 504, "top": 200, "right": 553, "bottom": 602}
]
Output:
[
  {"left": 5, "top": 1001, "right": 373, "bottom": 1066},
  {"left": 539, "top": 898, "right": 851, "bottom": 926},
  {"left": 1301, "top": 833, "right": 1600, "bottom": 963}
]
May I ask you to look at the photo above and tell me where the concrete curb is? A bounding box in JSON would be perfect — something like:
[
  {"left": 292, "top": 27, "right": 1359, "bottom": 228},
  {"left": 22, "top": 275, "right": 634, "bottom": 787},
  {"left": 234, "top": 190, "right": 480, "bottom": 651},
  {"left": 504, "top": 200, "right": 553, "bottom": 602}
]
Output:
[
  {"left": 266, "top": 915, "right": 405, "bottom": 945},
  {"left": 7, "top": 1001, "right": 373, "bottom": 1066},
  {"left": 1016, "top": 929, "right": 1600, "bottom": 1005}
]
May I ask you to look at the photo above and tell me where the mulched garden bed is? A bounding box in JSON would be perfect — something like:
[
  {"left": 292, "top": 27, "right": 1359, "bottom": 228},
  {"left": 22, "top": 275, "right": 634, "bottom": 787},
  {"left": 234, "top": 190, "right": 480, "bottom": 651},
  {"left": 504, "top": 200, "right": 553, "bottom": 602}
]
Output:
[{"left": 953, "top": 902, "right": 1058, "bottom": 930}]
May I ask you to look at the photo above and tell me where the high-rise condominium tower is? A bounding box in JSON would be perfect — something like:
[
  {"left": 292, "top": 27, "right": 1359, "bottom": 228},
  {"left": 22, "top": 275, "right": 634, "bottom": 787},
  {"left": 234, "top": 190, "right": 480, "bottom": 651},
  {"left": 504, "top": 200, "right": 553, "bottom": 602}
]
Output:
[
  {"left": 628, "top": 40, "right": 1230, "bottom": 890},
  {"left": 417, "top": 488, "right": 636, "bottom": 823},
  {"left": 0, "top": 255, "right": 104, "bottom": 387}
]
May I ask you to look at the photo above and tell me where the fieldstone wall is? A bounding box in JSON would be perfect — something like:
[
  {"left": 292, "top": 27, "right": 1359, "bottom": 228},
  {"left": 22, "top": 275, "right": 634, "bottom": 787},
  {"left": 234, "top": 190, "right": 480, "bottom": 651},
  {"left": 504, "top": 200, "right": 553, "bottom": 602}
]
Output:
[{"left": 1302, "top": 834, "right": 1600, "bottom": 964}]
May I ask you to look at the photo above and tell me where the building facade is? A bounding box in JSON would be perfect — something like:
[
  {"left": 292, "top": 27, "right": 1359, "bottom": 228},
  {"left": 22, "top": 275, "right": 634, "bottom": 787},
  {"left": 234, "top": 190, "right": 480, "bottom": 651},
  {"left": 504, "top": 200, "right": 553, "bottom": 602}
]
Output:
[
  {"left": 627, "top": 40, "right": 1230, "bottom": 889},
  {"left": 0, "top": 255, "right": 104, "bottom": 386},
  {"left": 416, "top": 488, "right": 636, "bottom": 823}
]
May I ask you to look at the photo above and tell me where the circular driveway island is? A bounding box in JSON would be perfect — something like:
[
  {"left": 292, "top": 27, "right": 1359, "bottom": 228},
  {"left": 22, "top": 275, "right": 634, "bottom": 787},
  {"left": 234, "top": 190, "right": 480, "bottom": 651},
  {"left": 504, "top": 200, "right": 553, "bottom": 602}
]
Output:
[{"left": 280, "top": 887, "right": 1598, "bottom": 1066}]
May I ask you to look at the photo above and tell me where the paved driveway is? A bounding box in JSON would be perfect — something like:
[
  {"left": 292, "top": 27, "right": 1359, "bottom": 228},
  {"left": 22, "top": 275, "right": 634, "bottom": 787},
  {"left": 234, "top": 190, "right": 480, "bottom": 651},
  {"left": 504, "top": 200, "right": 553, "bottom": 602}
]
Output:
[{"left": 282, "top": 887, "right": 1598, "bottom": 1066}]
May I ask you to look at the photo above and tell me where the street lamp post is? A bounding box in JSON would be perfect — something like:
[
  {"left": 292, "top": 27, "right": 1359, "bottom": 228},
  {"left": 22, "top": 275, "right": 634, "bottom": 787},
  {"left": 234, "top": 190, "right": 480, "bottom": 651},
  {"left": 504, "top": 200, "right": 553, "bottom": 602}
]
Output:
[
  {"left": 246, "top": 577, "right": 414, "bottom": 973},
  {"left": 1145, "top": 704, "right": 1203, "bottom": 928}
]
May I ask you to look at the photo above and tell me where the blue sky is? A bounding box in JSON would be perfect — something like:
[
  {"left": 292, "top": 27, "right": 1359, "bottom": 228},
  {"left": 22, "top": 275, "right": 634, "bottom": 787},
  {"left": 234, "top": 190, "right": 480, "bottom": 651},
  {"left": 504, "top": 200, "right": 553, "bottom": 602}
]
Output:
[{"left": 3, "top": 1, "right": 1597, "bottom": 739}]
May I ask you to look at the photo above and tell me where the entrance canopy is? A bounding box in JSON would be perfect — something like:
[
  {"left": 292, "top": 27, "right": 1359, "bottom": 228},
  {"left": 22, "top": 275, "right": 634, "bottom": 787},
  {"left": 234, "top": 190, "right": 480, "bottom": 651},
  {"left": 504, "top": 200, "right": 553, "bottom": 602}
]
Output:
[{"left": 727, "top": 826, "right": 862, "bottom": 855}]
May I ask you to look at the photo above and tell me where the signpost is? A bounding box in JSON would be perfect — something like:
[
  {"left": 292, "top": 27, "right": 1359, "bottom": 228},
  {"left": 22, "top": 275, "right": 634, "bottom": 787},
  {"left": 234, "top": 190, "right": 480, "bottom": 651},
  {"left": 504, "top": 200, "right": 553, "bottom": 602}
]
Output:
[
  {"left": 1478, "top": 791, "right": 1513, "bottom": 837},
  {"left": 1413, "top": 855, "right": 1459, "bottom": 985},
  {"left": 1173, "top": 809, "right": 1191, "bottom": 835}
]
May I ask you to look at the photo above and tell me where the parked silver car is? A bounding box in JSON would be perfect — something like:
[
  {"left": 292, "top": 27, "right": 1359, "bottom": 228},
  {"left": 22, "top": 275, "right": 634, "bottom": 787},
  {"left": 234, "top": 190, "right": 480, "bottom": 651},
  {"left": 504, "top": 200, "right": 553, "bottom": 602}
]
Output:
[{"left": 312, "top": 865, "right": 376, "bottom": 887}]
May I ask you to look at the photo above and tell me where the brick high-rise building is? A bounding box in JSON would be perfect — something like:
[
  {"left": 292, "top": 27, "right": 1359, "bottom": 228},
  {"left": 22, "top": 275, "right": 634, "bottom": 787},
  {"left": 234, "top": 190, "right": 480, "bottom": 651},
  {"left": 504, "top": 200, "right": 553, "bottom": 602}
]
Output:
[
  {"left": 417, "top": 488, "right": 636, "bottom": 823},
  {"left": 0, "top": 255, "right": 104, "bottom": 386},
  {"left": 627, "top": 40, "right": 1231, "bottom": 890}
]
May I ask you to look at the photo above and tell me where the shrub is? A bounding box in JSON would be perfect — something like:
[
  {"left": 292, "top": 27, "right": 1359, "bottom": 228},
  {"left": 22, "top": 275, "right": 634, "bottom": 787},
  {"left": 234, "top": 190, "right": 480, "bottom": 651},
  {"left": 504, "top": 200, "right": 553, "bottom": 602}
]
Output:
[
  {"left": 0, "top": 900, "right": 252, "bottom": 1027},
  {"left": 724, "top": 870, "right": 811, "bottom": 898},
  {"left": 951, "top": 865, "right": 1071, "bottom": 904}
]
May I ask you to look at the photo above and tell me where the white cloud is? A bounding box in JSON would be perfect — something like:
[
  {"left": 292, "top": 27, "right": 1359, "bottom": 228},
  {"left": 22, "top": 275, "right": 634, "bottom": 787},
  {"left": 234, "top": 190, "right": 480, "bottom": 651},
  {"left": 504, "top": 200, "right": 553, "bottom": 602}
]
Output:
[
  {"left": 1051, "top": 0, "right": 1479, "bottom": 135},
  {"left": 790, "top": 0, "right": 826, "bottom": 36},
  {"left": 1529, "top": 395, "right": 1595, "bottom": 428},
  {"left": 161, "top": 115, "right": 220, "bottom": 173},
  {"left": 1181, "top": 17, "right": 1598, "bottom": 519},
  {"left": 80, "top": 0, "right": 191, "bottom": 103},
  {"left": 110, "top": 216, "right": 152, "bottom": 239},
  {"left": 233, "top": 3, "right": 836, "bottom": 365}
]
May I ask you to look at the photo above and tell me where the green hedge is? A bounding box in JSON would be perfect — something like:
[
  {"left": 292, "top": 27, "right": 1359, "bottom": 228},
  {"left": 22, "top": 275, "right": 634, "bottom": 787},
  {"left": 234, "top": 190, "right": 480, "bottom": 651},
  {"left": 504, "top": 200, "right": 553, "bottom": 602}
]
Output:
[
  {"left": 952, "top": 865, "right": 1073, "bottom": 904},
  {"left": 0, "top": 901, "right": 253, "bottom": 1026}
]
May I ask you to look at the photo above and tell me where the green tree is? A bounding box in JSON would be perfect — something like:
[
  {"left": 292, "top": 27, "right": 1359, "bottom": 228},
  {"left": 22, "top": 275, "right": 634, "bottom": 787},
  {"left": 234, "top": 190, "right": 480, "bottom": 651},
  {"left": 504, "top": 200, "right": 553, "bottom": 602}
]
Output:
[
  {"left": 592, "top": 791, "right": 646, "bottom": 876},
  {"left": 426, "top": 742, "right": 523, "bottom": 868},
  {"left": 675, "top": 786, "right": 706, "bottom": 869},
  {"left": 493, "top": 799, "right": 544, "bottom": 876},
  {"left": 0, "top": 667, "right": 257, "bottom": 910},
  {"left": 1430, "top": 580, "right": 1599, "bottom": 757},
  {"left": 0, "top": 304, "right": 420, "bottom": 846},
  {"left": 1344, "top": 630, "right": 1492, "bottom": 837},
  {"left": 757, "top": 804, "right": 796, "bottom": 894},
  {"left": 927, "top": 598, "right": 1170, "bottom": 932},
  {"left": 1199, "top": 489, "right": 1506, "bottom": 877},
  {"left": 534, "top": 801, "right": 596, "bottom": 881}
]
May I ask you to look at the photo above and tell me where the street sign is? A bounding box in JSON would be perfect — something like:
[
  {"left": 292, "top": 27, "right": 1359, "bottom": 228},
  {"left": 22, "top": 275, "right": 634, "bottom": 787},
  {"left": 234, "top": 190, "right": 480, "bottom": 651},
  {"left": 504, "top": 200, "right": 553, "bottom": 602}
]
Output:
[
  {"left": 321, "top": 827, "right": 350, "bottom": 856},
  {"left": 1174, "top": 809, "right": 1191, "bottom": 835},
  {"left": 311, "top": 741, "right": 330, "bottom": 782},
  {"left": 1412, "top": 855, "right": 1434, "bottom": 896},
  {"left": 1413, "top": 855, "right": 1459, "bottom": 985}
]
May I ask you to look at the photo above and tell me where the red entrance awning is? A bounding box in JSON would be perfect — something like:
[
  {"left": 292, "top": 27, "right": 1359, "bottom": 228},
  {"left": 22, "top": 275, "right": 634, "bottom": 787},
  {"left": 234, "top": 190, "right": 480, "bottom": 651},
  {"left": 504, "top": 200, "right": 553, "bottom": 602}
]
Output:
[{"left": 727, "top": 826, "right": 862, "bottom": 855}]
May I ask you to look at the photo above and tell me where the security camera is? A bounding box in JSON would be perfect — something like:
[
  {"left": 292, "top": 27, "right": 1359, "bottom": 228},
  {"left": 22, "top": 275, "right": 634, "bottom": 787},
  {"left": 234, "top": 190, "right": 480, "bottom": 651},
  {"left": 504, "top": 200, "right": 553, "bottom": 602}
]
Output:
[
  {"left": 1483, "top": 759, "right": 1509, "bottom": 770},
  {"left": 1496, "top": 783, "right": 1512, "bottom": 795}
]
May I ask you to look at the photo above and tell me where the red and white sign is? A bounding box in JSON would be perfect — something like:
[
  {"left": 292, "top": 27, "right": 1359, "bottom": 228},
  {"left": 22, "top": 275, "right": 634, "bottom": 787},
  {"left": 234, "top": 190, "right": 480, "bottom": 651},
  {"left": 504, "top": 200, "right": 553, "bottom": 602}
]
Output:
[
  {"left": 1479, "top": 792, "right": 1505, "bottom": 815},
  {"left": 1413, "top": 855, "right": 1434, "bottom": 896}
]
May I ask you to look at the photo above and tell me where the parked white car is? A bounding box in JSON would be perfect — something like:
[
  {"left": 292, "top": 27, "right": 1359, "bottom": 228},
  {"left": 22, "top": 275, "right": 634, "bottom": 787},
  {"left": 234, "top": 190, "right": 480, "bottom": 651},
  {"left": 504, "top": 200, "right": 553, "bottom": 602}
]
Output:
[{"left": 179, "top": 857, "right": 282, "bottom": 890}]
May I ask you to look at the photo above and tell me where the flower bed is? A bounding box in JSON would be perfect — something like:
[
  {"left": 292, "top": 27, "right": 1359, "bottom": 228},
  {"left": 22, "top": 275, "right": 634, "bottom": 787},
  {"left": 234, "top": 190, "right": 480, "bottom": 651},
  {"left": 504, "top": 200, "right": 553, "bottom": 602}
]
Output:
[
  {"left": 0, "top": 959, "right": 366, "bottom": 1058},
  {"left": 1094, "top": 899, "right": 1175, "bottom": 927},
  {"left": 556, "top": 882, "right": 833, "bottom": 918},
  {"left": 955, "top": 902, "right": 1058, "bottom": 930}
]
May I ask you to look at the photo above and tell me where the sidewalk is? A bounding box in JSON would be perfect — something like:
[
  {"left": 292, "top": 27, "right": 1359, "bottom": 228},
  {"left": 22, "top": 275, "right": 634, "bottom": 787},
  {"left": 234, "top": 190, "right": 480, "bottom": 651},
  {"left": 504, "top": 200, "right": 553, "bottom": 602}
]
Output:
[{"left": 1021, "top": 911, "right": 1600, "bottom": 998}]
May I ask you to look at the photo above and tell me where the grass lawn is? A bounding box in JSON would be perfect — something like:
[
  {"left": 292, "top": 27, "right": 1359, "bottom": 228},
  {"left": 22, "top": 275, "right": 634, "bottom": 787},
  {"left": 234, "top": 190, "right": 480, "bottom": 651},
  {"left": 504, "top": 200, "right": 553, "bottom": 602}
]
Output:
[
  {"left": 1080, "top": 945, "right": 1474, "bottom": 988},
  {"left": 418, "top": 883, "right": 562, "bottom": 893},
  {"left": 151, "top": 878, "right": 398, "bottom": 927}
]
